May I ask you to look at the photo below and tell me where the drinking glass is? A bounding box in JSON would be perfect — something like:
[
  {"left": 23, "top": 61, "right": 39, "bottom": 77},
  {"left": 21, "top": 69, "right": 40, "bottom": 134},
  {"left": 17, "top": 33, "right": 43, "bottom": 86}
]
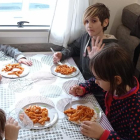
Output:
[{"left": 7, "top": 108, "right": 33, "bottom": 129}]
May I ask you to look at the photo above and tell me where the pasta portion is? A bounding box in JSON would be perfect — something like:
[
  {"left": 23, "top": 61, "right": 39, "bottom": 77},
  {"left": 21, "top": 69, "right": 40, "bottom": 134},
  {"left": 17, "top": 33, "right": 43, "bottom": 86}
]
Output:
[
  {"left": 55, "top": 64, "right": 76, "bottom": 75},
  {"left": 23, "top": 105, "right": 50, "bottom": 125},
  {"left": 2, "top": 63, "right": 24, "bottom": 77},
  {"left": 64, "top": 105, "right": 97, "bottom": 124}
]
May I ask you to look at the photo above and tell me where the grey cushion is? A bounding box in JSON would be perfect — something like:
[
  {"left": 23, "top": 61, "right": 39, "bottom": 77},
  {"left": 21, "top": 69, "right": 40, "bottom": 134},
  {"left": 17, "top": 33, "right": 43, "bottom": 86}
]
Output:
[
  {"left": 116, "top": 24, "right": 140, "bottom": 70},
  {"left": 9, "top": 43, "right": 63, "bottom": 52},
  {"left": 130, "top": 15, "right": 140, "bottom": 39},
  {"left": 122, "top": 3, "right": 140, "bottom": 31}
]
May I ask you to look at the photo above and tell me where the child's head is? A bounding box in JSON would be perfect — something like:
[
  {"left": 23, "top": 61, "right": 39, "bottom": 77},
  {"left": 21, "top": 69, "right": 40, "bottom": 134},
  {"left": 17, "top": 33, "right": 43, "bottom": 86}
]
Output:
[
  {"left": 0, "top": 109, "right": 6, "bottom": 140},
  {"left": 83, "top": 3, "right": 110, "bottom": 36},
  {"left": 90, "top": 43, "right": 135, "bottom": 96}
]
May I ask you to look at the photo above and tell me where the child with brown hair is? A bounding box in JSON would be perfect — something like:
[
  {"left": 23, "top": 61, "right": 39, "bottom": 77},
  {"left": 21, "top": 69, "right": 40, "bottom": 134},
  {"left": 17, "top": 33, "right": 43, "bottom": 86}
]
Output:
[
  {"left": 69, "top": 43, "right": 140, "bottom": 139},
  {"left": 0, "top": 109, "right": 20, "bottom": 140},
  {"left": 53, "top": 3, "right": 117, "bottom": 80}
]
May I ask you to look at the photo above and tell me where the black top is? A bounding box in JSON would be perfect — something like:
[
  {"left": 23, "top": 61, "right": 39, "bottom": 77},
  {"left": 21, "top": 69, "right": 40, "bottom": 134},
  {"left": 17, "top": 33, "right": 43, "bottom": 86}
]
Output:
[{"left": 61, "top": 33, "right": 118, "bottom": 80}]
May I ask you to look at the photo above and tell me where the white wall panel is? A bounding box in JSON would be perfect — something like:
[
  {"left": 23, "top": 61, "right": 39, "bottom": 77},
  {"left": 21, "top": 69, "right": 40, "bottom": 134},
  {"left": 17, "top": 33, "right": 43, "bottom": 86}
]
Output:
[{"left": 90, "top": 0, "right": 138, "bottom": 35}]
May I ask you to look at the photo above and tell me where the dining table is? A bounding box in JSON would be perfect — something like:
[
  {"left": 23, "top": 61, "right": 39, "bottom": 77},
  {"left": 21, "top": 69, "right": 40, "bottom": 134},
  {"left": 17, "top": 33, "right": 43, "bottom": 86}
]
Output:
[{"left": 0, "top": 51, "right": 114, "bottom": 140}]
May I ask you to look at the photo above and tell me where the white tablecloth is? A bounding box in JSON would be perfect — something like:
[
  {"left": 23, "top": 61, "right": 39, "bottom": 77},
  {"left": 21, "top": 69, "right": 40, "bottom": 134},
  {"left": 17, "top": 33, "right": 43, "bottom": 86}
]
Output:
[{"left": 0, "top": 52, "right": 113, "bottom": 140}]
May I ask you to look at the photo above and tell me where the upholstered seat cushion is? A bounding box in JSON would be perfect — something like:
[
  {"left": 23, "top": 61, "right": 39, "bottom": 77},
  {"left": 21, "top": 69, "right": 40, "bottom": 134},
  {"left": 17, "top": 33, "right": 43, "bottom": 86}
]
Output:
[
  {"left": 130, "top": 15, "right": 140, "bottom": 39},
  {"left": 122, "top": 3, "right": 140, "bottom": 31},
  {"left": 116, "top": 24, "right": 140, "bottom": 70}
]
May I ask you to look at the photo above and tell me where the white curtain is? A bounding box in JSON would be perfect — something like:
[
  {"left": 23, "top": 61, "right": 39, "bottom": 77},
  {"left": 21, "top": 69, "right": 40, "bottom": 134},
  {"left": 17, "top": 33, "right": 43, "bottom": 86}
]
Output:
[{"left": 49, "top": 0, "right": 89, "bottom": 48}]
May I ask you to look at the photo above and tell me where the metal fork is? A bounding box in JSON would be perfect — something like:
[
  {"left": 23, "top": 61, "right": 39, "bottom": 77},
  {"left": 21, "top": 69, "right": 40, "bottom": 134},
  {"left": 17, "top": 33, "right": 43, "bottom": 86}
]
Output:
[
  {"left": 22, "top": 79, "right": 40, "bottom": 90},
  {"left": 50, "top": 48, "right": 63, "bottom": 65}
]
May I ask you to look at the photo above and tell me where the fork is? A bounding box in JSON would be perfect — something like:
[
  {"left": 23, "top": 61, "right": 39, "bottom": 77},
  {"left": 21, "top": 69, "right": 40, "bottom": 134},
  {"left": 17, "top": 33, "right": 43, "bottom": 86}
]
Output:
[
  {"left": 50, "top": 48, "right": 63, "bottom": 65},
  {"left": 22, "top": 79, "right": 40, "bottom": 90}
]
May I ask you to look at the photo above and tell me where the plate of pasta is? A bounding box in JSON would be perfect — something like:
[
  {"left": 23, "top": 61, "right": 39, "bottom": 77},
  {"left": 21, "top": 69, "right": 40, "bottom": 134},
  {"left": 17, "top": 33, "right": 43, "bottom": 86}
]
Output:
[
  {"left": 64, "top": 100, "right": 102, "bottom": 125},
  {"left": 1, "top": 63, "right": 30, "bottom": 78},
  {"left": 51, "top": 63, "right": 79, "bottom": 78},
  {"left": 18, "top": 103, "right": 58, "bottom": 129}
]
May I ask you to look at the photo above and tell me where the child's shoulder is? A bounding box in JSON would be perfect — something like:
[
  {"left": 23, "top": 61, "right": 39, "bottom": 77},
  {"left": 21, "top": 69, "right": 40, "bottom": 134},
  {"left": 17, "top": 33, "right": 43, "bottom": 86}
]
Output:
[
  {"left": 75, "top": 32, "right": 90, "bottom": 43},
  {"left": 135, "top": 88, "right": 140, "bottom": 99},
  {"left": 80, "top": 32, "right": 89, "bottom": 39},
  {"left": 127, "top": 88, "right": 140, "bottom": 107},
  {"left": 103, "top": 34, "right": 118, "bottom": 44}
]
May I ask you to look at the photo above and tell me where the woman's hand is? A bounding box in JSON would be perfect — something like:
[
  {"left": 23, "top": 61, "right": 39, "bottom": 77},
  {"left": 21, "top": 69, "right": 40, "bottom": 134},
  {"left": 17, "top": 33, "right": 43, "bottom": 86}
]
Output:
[
  {"left": 5, "top": 117, "right": 21, "bottom": 140},
  {"left": 53, "top": 52, "right": 62, "bottom": 64},
  {"left": 69, "top": 85, "right": 84, "bottom": 96},
  {"left": 18, "top": 58, "right": 32, "bottom": 66},
  {"left": 87, "top": 36, "right": 105, "bottom": 59},
  {"left": 80, "top": 121, "right": 104, "bottom": 139}
]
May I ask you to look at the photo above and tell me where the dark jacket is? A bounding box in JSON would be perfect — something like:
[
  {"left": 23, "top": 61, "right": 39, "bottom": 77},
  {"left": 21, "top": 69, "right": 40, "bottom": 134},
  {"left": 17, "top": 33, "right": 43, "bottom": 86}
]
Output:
[
  {"left": 79, "top": 77, "right": 140, "bottom": 140},
  {"left": 61, "top": 33, "right": 117, "bottom": 80}
]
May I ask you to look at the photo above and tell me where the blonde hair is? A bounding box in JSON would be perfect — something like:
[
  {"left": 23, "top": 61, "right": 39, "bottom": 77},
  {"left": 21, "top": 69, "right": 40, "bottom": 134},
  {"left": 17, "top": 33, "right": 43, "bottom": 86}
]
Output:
[{"left": 83, "top": 3, "right": 110, "bottom": 31}]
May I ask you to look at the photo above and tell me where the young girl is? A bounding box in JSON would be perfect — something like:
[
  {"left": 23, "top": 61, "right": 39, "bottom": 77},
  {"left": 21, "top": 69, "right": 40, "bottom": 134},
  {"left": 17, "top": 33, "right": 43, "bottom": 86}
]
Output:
[
  {"left": 69, "top": 43, "right": 140, "bottom": 139},
  {"left": 0, "top": 109, "right": 20, "bottom": 140}
]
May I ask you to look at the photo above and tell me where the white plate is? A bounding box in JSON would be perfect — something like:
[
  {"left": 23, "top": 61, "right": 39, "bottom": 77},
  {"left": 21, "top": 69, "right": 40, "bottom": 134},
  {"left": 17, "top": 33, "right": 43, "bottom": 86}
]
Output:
[
  {"left": 51, "top": 64, "right": 79, "bottom": 78},
  {"left": 64, "top": 100, "right": 102, "bottom": 125},
  {"left": 1, "top": 64, "right": 30, "bottom": 78},
  {"left": 19, "top": 102, "right": 58, "bottom": 129}
]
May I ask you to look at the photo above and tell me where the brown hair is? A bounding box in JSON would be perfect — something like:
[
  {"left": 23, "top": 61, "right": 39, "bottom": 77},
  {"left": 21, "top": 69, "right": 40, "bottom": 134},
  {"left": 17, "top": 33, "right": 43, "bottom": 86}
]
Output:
[
  {"left": 83, "top": 3, "right": 110, "bottom": 31},
  {"left": 90, "top": 43, "right": 135, "bottom": 96},
  {"left": 0, "top": 109, "right": 6, "bottom": 140}
]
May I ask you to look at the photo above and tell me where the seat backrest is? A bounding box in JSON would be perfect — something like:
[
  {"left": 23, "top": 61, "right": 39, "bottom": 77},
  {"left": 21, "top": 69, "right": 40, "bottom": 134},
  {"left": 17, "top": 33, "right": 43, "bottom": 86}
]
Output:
[
  {"left": 130, "top": 15, "right": 140, "bottom": 39},
  {"left": 122, "top": 3, "right": 140, "bottom": 31}
]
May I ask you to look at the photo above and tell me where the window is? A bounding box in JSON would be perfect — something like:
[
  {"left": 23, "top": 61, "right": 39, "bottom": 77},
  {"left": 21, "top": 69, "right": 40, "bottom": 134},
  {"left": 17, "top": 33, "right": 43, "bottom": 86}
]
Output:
[{"left": 0, "top": 0, "right": 56, "bottom": 27}]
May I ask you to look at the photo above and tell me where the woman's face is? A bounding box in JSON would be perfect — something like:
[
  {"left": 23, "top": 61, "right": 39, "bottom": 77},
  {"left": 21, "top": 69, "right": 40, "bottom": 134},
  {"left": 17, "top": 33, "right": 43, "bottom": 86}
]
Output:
[
  {"left": 84, "top": 16, "right": 104, "bottom": 38},
  {"left": 92, "top": 70, "right": 110, "bottom": 91}
]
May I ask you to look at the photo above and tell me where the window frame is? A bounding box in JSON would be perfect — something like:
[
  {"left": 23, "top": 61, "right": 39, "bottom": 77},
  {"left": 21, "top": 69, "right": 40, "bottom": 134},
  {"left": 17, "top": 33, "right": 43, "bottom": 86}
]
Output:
[
  {"left": 0, "top": 0, "right": 56, "bottom": 44},
  {"left": 0, "top": 27, "right": 50, "bottom": 44},
  {"left": 0, "top": 0, "right": 56, "bottom": 27}
]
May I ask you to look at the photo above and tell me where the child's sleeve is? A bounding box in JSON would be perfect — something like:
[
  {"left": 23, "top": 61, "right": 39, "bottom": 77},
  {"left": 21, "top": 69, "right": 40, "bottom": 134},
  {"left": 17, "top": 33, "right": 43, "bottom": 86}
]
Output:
[
  {"left": 61, "top": 33, "right": 86, "bottom": 60},
  {"left": 100, "top": 130, "right": 138, "bottom": 140},
  {"left": 79, "top": 77, "right": 105, "bottom": 95},
  {"left": 99, "top": 130, "right": 125, "bottom": 140},
  {"left": 0, "top": 44, "right": 25, "bottom": 61}
]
